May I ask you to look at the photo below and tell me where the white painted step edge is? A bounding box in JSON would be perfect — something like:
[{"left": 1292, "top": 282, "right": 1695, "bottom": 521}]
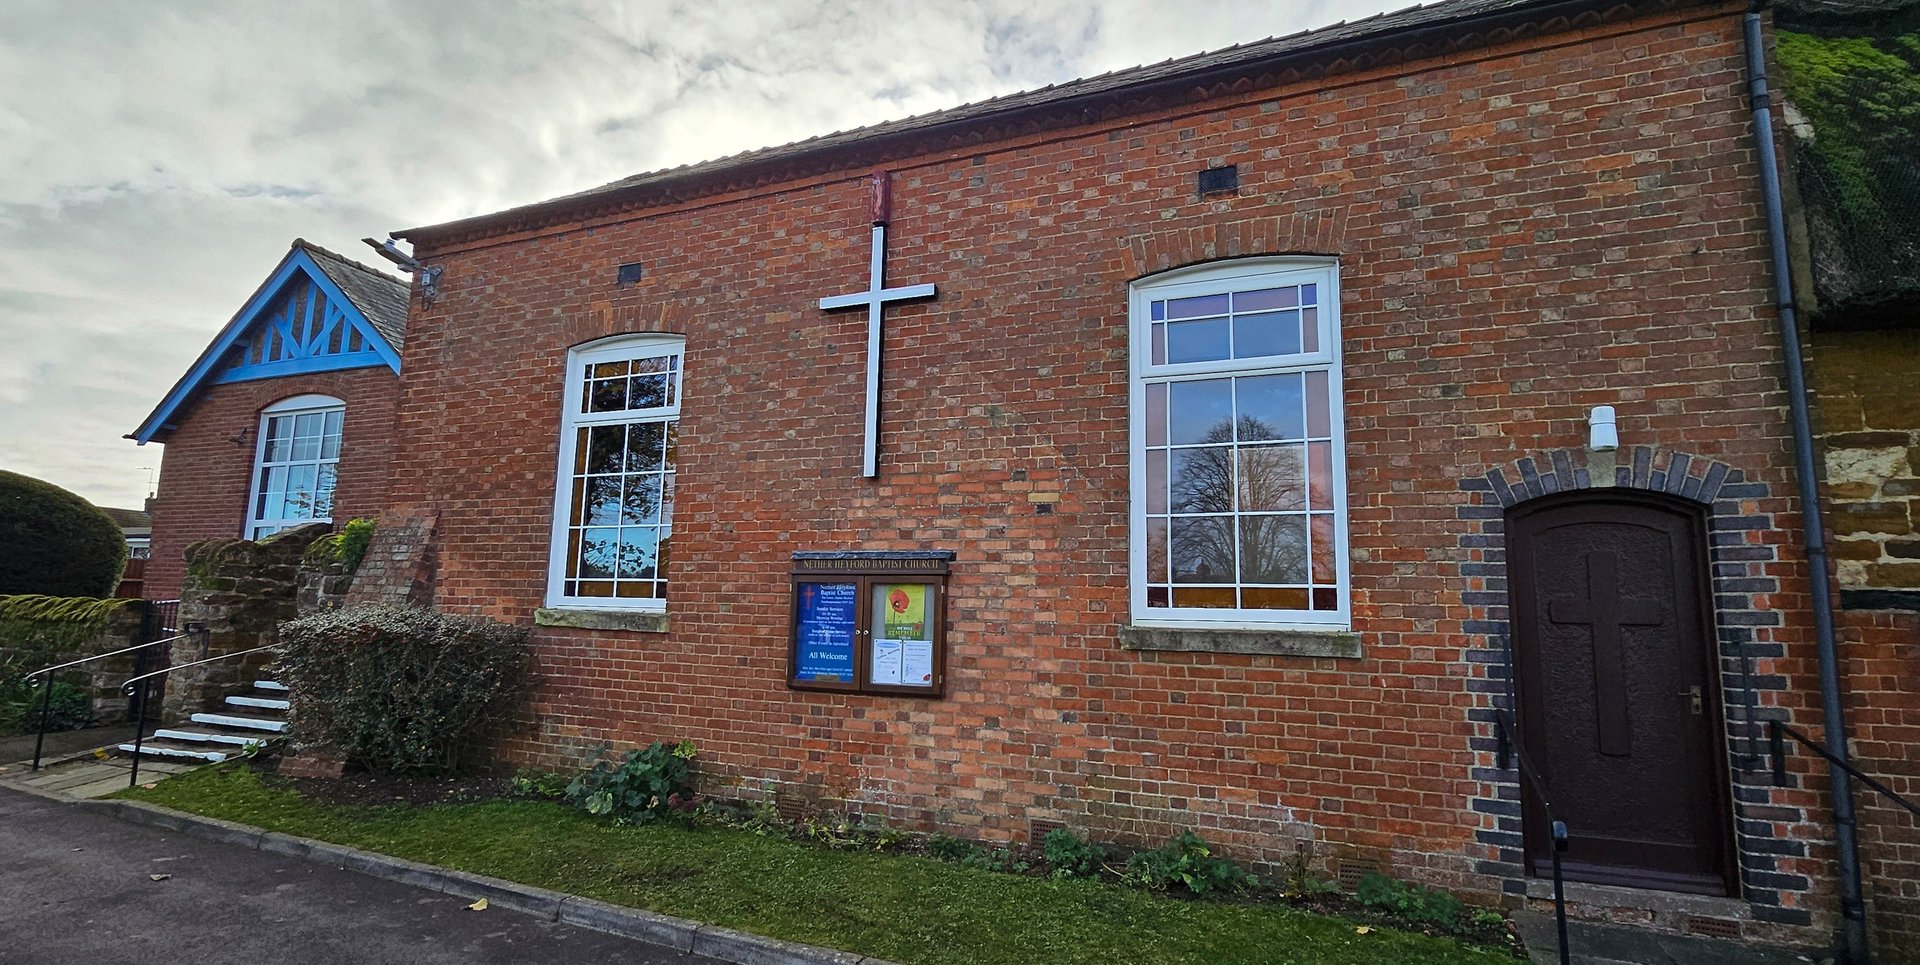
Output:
[
  {"left": 253, "top": 680, "right": 288, "bottom": 692},
  {"left": 226, "top": 695, "right": 291, "bottom": 710},
  {"left": 189, "top": 713, "right": 289, "bottom": 733},
  {"left": 153, "top": 728, "right": 268, "bottom": 747},
  {"left": 117, "top": 742, "right": 226, "bottom": 762}
]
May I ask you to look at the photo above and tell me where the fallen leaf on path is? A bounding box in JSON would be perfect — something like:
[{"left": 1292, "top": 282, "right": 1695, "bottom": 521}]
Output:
[
  {"left": 140, "top": 783, "right": 157, "bottom": 789},
  {"left": 149, "top": 874, "right": 171, "bottom": 882},
  {"left": 1354, "top": 926, "right": 1371, "bottom": 935},
  {"left": 467, "top": 898, "right": 488, "bottom": 911}
]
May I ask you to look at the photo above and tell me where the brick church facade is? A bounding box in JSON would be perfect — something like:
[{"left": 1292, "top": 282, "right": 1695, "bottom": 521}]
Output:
[{"left": 131, "top": 0, "right": 1920, "bottom": 956}]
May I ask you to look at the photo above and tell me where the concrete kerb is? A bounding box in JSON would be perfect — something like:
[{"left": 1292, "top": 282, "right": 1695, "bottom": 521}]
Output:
[{"left": 79, "top": 797, "right": 902, "bottom": 965}]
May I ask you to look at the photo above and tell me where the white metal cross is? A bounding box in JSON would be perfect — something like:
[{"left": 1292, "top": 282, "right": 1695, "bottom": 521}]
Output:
[{"left": 817, "top": 172, "right": 937, "bottom": 478}]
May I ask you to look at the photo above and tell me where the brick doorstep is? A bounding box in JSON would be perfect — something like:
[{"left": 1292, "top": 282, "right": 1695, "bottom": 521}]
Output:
[{"left": 83, "top": 798, "right": 893, "bottom": 965}]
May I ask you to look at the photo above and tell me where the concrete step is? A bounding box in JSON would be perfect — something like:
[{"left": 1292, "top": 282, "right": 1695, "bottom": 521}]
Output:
[
  {"left": 253, "top": 680, "right": 288, "bottom": 692},
  {"left": 226, "top": 695, "right": 291, "bottom": 711},
  {"left": 189, "top": 713, "right": 289, "bottom": 733},
  {"left": 116, "top": 740, "right": 227, "bottom": 763},
  {"left": 152, "top": 728, "right": 270, "bottom": 748}
]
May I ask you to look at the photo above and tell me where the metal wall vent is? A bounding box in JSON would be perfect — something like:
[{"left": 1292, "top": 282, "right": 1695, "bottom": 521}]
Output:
[{"left": 1198, "top": 165, "right": 1239, "bottom": 196}]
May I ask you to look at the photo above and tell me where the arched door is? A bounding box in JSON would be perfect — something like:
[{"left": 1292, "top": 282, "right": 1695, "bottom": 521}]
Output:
[{"left": 1507, "top": 490, "right": 1735, "bottom": 895}]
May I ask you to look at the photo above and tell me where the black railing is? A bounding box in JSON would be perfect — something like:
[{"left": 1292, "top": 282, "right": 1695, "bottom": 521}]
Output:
[
  {"left": 25, "top": 625, "right": 199, "bottom": 771},
  {"left": 119, "top": 644, "right": 277, "bottom": 788},
  {"left": 1770, "top": 720, "right": 1920, "bottom": 821},
  {"left": 1495, "top": 710, "right": 1573, "bottom": 965}
]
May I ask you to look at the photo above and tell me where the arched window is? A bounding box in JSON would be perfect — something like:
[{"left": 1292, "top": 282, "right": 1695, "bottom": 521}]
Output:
[
  {"left": 546, "top": 334, "right": 683, "bottom": 610},
  {"left": 1130, "top": 258, "right": 1350, "bottom": 629},
  {"left": 246, "top": 394, "right": 345, "bottom": 539}
]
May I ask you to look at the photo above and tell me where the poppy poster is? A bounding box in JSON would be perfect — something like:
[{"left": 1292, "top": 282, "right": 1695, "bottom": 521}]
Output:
[{"left": 882, "top": 584, "right": 927, "bottom": 640}]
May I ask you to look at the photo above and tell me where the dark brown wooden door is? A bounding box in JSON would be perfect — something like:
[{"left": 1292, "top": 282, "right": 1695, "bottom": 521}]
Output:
[{"left": 1507, "top": 491, "right": 1734, "bottom": 895}]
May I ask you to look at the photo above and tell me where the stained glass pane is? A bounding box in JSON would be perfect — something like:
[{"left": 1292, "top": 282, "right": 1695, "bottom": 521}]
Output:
[
  {"left": 1150, "top": 301, "right": 1166, "bottom": 321},
  {"left": 1312, "top": 587, "right": 1338, "bottom": 610},
  {"left": 1239, "top": 514, "right": 1309, "bottom": 584},
  {"left": 1243, "top": 587, "right": 1310, "bottom": 610},
  {"left": 1305, "top": 370, "right": 1331, "bottom": 437},
  {"left": 1151, "top": 322, "right": 1167, "bottom": 365},
  {"left": 1171, "top": 586, "right": 1235, "bottom": 608},
  {"left": 1233, "top": 287, "right": 1298, "bottom": 312},
  {"left": 1302, "top": 307, "right": 1320, "bottom": 353},
  {"left": 1146, "top": 518, "right": 1169, "bottom": 584},
  {"left": 1309, "top": 441, "right": 1334, "bottom": 510},
  {"left": 1145, "top": 383, "right": 1168, "bottom": 447},
  {"left": 1146, "top": 451, "right": 1168, "bottom": 514},
  {"left": 1146, "top": 585, "right": 1171, "bottom": 609},
  {"left": 1311, "top": 513, "right": 1339, "bottom": 586}
]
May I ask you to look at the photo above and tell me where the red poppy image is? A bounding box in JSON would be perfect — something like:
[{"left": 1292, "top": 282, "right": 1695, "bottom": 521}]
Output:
[{"left": 889, "top": 588, "right": 910, "bottom": 613}]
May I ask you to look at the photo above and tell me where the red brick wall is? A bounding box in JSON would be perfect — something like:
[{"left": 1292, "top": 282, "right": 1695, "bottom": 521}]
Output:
[
  {"left": 395, "top": 3, "right": 1846, "bottom": 931},
  {"left": 145, "top": 368, "right": 400, "bottom": 600}
]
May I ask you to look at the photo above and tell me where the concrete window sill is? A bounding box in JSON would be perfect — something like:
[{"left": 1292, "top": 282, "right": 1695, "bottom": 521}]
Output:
[
  {"left": 533, "top": 608, "right": 669, "bottom": 634},
  {"left": 1119, "top": 625, "right": 1362, "bottom": 658}
]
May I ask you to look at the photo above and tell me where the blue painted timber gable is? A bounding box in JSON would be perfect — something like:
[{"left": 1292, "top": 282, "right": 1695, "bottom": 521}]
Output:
[{"left": 131, "top": 247, "right": 403, "bottom": 444}]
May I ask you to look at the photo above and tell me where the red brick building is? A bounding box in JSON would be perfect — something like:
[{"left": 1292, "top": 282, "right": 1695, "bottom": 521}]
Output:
[
  {"left": 256, "top": 0, "right": 1910, "bottom": 955},
  {"left": 132, "top": 239, "right": 408, "bottom": 599}
]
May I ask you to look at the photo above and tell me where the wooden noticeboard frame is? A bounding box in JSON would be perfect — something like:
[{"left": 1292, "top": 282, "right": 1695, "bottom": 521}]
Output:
[{"left": 789, "top": 551, "right": 953, "bottom": 697}]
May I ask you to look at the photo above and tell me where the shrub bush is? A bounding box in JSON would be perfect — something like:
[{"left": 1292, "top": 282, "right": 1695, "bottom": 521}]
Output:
[
  {"left": 336, "top": 518, "right": 376, "bottom": 573},
  {"left": 0, "top": 471, "right": 126, "bottom": 597},
  {"left": 275, "top": 606, "right": 533, "bottom": 774},
  {"left": 1354, "top": 871, "right": 1463, "bottom": 928},
  {"left": 1124, "top": 831, "right": 1258, "bottom": 896},
  {"left": 564, "top": 740, "right": 697, "bottom": 825},
  {"left": 0, "top": 677, "right": 93, "bottom": 735},
  {"left": 1043, "top": 828, "right": 1107, "bottom": 879},
  {"left": 928, "top": 833, "right": 1030, "bottom": 873}
]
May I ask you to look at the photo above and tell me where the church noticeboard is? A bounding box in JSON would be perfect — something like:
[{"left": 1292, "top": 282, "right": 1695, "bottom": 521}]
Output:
[{"left": 790, "top": 551, "right": 952, "bottom": 696}]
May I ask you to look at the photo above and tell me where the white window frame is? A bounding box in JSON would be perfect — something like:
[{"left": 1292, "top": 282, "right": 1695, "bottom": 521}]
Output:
[
  {"left": 245, "top": 393, "right": 345, "bottom": 540},
  {"left": 1128, "top": 258, "right": 1352, "bottom": 631},
  {"left": 545, "top": 334, "right": 683, "bottom": 612}
]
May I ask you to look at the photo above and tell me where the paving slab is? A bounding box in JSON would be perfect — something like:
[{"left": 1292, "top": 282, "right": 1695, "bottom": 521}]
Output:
[{"left": 1513, "top": 910, "right": 1827, "bottom": 965}]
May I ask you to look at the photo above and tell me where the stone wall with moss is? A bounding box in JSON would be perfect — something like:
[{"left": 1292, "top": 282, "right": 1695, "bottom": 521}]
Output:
[
  {"left": 1813, "top": 328, "right": 1920, "bottom": 607},
  {"left": 0, "top": 595, "right": 146, "bottom": 721}
]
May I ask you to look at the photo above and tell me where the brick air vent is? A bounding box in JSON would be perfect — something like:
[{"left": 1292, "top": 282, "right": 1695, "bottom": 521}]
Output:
[
  {"left": 616, "top": 262, "right": 644, "bottom": 287},
  {"left": 1197, "top": 165, "right": 1239, "bottom": 196},
  {"left": 1337, "top": 860, "right": 1379, "bottom": 890},
  {"left": 1028, "top": 819, "right": 1065, "bottom": 844},
  {"left": 1685, "top": 916, "right": 1742, "bottom": 940}
]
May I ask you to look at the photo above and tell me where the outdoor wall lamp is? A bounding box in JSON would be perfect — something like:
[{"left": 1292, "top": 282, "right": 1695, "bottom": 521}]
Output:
[{"left": 1589, "top": 405, "right": 1619, "bottom": 452}]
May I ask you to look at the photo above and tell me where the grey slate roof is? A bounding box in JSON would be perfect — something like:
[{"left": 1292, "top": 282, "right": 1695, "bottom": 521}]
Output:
[
  {"left": 398, "top": 0, "right": 1598, "bottom": 242},
  {"left": 294, "top": 239, "right": 410, "bottom": 348}
]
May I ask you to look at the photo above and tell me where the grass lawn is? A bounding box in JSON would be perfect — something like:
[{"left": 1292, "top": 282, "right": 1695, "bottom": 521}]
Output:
[{"left": 123, "top": 766, "right": 1509, "bottom": 965}]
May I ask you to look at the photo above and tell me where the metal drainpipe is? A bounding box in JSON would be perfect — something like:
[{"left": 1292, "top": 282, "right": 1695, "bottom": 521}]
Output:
[{"left": 1741, "top": 4, "right": 1870, "bottom": 961}]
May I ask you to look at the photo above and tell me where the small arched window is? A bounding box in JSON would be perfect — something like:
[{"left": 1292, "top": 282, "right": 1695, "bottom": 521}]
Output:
[
  {"left": 1129, "top": 258, "right": 1350, "bottom": 629},
  {"left": 546, "top": 334, "right": 683, "bottom": 611},
  {"left": 246, "top": 394, "right": 345, "bottom": 539}
]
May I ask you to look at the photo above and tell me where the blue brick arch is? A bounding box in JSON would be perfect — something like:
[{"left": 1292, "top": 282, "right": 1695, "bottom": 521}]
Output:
[{"left": 1454, "top": 446, "right": 1814, "bottom": 926}]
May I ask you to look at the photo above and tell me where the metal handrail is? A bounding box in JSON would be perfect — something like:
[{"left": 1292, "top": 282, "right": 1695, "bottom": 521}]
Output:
[
  {"left": 1495, "top": 710, "right": 1572, "bottom": 965},
  {"left": 117, "top": 644, "right": 279, "bottom": 789},
  {"left": 1771, "top": 720, "right": 1920, "bottom": 821},
  {"left": 26, "top": 630, "right": 198, "bottom": 772}
]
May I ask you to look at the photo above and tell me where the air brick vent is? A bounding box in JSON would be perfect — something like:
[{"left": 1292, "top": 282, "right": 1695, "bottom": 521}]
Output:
[{"left": 1197, "top": 165, "right": 1239, "bottom": 196}]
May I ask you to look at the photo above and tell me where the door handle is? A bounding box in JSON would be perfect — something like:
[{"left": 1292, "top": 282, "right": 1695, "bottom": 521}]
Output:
[{"left": 1679, "top": 685, "right": 1703, "bottom": 715}]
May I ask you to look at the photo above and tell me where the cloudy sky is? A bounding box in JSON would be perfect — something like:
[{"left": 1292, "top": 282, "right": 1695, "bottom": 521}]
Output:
[{"left": 0, "top": 0, "right": 1399, "bottom": 509}]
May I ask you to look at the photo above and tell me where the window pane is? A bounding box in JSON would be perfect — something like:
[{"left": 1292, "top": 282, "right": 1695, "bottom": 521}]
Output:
[
  {"left": 293, "top": 412, "right": 322, "bottom": 439},
  {"left": 632, "top": 356, "right": 670, "bottom": 375},
  {"left": 284, "top": 465, "right": 318, "bottom": 519},
  {"left": 1150, "top": 322, "right": 1167, "bottom": 365},
  {"left": 1170, "top": 447, "right": 1234, "bottom": 514},
  {"left": 1232, "top": 310, "right": 1302, "bottom": 360},
  {"left": 314, "top": 465, "right": 337, "bottom": 518},
  {"left": 1146, "top": 585, "right": 1171, "bottom": 609},
  {"left": 1311, "top": 513, "right": 1339, "bottom": 586},
  {"left": 1146, "top": 518, "right": 1169, "bottom": 585},
  {"left": 626, "top": 422, "right": 666, "bottom": 473},
  {"left": 1145, "top": 383, "right": 1167, "bottom": 447},
  {"left": 265, "top": 416, "right": 292, "bottom": 461},
  {"left": 1171, "top": 586, "right": 1235, "bottom": 608},
  {"left": 1168, "top": 378, "right": 1233, "bottom": 445},
  {"left": 1238, "top": 444, "right": 1306, "bottom": 511},
  {"left": 1150, "top": 300, "right": 1166, "bottom": 321},
  {"left": 1312, "top": 587, "right": 1338, "bottom": 610},
  {"left": 1305, "top": 370, "right": 1331, "bottom": 438},
  {"left": 621, "top": 473, "right": 662, "bottom": 524},
  {"left": 617, "top": 527, "right": 658, "bottom": 580},
  {"left": 1233, "top": 287, "right": 1298, "bottom": 312},
  {"left": 1235, "top": 374, "right": 1305, "bottom": 441},
  {"left": 583, "top": 475, "right": 621, "bottom": 525},
  {"left": 629, "top": 374, "right": 669, "bottom": 409},
  {"left": 1170, "top": 517, "right": 1234, "bottom": 583},
  {"left": 577, "top": 580, "right": 614, "bottom": 598},
  {"left": 585, "top": 425, "right": 625, "bottom": 474},
  {"left": 578, "top": 528, "right": 617, "bottom": 578},
  {"left": 660, "top": 474, "right": 676, "bottom": 525},
  {"left": 1166, "top": 317, "right": 1230, "bottom": 364},
  {"left": 1167, "top": 293, "right": 1229, "bottom": 319},
  {"left": 1309, "top": 441, "right": 1334, "bottom": 510},
  {"left": 664, "top": 421, "right": 678, "bottom": 470},
  {"left": 1302, "top": 307, "right": 1320, "bottom": 353},
  {"left": 590, "top": 361, "right": 629, "bottom": 379},
  {"left": 1239, "top": 515, "right": 1309, "bottom": 584},
  {"left": 1145, "top": 451, "right": 1168, "bottom": 515},
  {"left": 616, "top": 580, "right": 660, "bottom": 599},
  {"left": 1242, "top": 587, "right": 1309, "bottom": 610},
  {"left": 588, "top": 378, "right": 626, "bottom": 413}
]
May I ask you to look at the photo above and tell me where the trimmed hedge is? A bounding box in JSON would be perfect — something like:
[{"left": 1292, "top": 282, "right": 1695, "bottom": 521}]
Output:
[
  {"left": 0, "top": 471, "right": 126, "bottom": 597},
  {"left": 275, "top": 606, "right": 533, "bottom": 774}
]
